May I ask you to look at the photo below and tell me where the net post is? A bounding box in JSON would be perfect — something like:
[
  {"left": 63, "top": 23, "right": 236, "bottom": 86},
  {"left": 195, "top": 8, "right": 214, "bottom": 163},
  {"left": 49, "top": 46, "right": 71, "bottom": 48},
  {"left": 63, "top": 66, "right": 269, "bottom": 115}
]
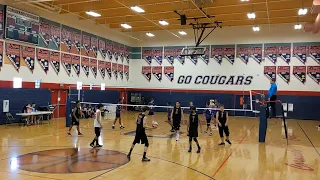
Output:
[
  {"left": 249, "top": 90, "right": 253, "bottom": 111},
  {"left": 78, "top": 89, "right": 80, "bottom": 101}
]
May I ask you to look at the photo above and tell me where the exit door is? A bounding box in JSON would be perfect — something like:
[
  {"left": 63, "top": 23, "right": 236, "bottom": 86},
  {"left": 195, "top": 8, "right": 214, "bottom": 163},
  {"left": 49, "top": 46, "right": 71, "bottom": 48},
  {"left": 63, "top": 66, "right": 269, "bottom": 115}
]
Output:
[{"left": 51, "top": 89, "right": 68, "bottom": 118}]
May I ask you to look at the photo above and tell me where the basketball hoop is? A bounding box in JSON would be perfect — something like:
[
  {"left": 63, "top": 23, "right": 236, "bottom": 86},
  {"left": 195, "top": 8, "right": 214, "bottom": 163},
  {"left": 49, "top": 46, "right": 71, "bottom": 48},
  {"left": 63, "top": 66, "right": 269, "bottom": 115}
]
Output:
[{"left": 180, "top": 47, "right": 206, "bottom": 56}]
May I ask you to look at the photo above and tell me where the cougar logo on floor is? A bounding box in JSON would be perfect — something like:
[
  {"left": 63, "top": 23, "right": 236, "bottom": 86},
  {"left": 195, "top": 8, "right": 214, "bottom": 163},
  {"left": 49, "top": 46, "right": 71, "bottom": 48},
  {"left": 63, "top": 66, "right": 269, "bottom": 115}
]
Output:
[{"left": 177, "top": 75, "right": 253, "bottom": 85}]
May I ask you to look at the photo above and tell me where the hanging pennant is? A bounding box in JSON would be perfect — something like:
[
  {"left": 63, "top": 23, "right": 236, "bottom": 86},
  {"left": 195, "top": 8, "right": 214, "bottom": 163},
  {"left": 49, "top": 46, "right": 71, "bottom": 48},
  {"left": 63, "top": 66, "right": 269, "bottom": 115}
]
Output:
[
  {"left": 37, "top": 48, "right": 49, "bottom": 73},
  {"left": 22, "top": 46, "right": 35, "bottom": 72},
  {"left": 0, "top": 41, "right": 3, "bottom": 69},
  {"left": 61, "top": 53, "right": 72, "bottom": 75},
  {"left": 250, "top": 46, "right": 263, "bottom": 64},
  {"left": 277, "top": 66, "right": 290, "bottom": 83},
  {"left": 264, "top": 45, "right": 278, "bottom": 64},
  {"left": 278, "top": 45, "right": 291, "bottom": 64},
  {"left": 112, "top": 63, "right": 118, "bottom": 79},
  {"left": 164, "top": 66, "right": 174, "bottom": 81},
  {"left": 142, "top": 48, "right": 152, "bottom": 64},
  {"left": 142, "top": 66, "right": 151, "bottom": 81},
  {"left": 124, "top": 65, "right": 129, "bottom": 80},
  {"left": 90, "top": 36, "right": 98, "bottom": 58},
  {"left": 98, "top": 60, "right": 106, "bottom": 78},
  {"left": 307, "top": 66, "right": 320, "bottom": 84},
  {"left": 164, "top": 47, "right": 174, "bottom": 65},
  {"left": 98, "top": 38, "right": 106, "bottom": 59},
  {"left": 308, "top": 45, "right": 320, "bottom": 64},
  {"left": 106, "top": 61, "right": 112, "bottom": 79},
  {"left": 293, "top": 66, "right": 306, "bottom": 84},
  {"left": 237, "top": 46, "right": 249, "bottom": 64},
  {"left": 293, "top": 44, "right": 307, "bottom": 64},
  {"left": 118, "top": 64, "right": 124, "bottom": 80},
  {"left": 106, "top": 40, "right": 113, "bottom": 60},
  {"left": 125, "top": 46, "right": 130, "bottom": 64},
  {"left": 200, "top": 47, "right": 209, "bottom": 65},
  {"left": 49, "top": 51, "right": 60, "bottom": 75},
  {"left": 223, "top": 46, "right": 235, "bottom": 64},
  {"left": 153, "top": 48, "right": 163, "bottom": 65},
  {"left": 90, "top": 58, "right": 97, "bottom": 78},
  {"left": 81, "top": 57, "right": 90, "bottom": 76},
  {"left": 6, "top": 43, "right": 20, "bottom": 71},
  {"left": 72, "top": 55, "right": 80, "bottom": 76},
  {"left": 113, "top": 43, "right": 119, "bottom": 61},
  {"left": 264, "top": 66, "right": 276, "bottom": 80},
  {"left": 152, "top": 66, "right": 162, "bottom": 81},
  {"left": 175, "top": 48, "right": 185, "bottom": 65},
  {"left": 211, "top": 46, "right": 223, "bottom": 64},
  {"left": 120, "top": 44, "right": 125, "bottom": 62}
]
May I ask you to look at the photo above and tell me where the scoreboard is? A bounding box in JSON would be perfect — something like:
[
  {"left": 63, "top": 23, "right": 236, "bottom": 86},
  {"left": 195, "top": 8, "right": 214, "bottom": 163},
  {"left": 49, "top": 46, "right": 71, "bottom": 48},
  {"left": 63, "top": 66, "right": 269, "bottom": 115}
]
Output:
[{"left": 5, "top": 6, "right": 39, "bottom": 45}]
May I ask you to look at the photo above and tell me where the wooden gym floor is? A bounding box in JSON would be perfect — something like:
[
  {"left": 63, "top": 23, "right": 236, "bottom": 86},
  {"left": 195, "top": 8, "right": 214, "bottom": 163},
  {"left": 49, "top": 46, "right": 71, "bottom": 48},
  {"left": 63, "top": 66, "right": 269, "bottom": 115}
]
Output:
[{"left": 0, "top": 112, "right": 319, "bottom": 180}]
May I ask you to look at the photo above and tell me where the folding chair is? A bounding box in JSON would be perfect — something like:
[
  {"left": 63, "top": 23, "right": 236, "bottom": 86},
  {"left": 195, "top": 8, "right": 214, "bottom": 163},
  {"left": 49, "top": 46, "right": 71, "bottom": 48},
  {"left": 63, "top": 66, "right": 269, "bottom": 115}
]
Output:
[{"left": 5, "top": 113, "right": 28, "bottom": 126}]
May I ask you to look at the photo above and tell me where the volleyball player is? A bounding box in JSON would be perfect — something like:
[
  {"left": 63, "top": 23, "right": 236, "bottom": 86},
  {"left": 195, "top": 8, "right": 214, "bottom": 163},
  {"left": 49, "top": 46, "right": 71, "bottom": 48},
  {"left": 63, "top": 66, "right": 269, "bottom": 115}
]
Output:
[
  {"left": 216, "top": 104, "right": 231, "bottom": 146},
  {"left": 127, "top": 106, "right": 151, "bottom": 162},
  {"left": 112, "top": 99, "right": 125, "bottom": 129},
  {"left": 171, "top": 101, "right": 184, "bottom": 141},
  {"left": 67, "top": 101, "right": 83, "bottom": 136},
  {"left": 166, "top": 102, "right": 174, "bottom": 132},
  {"left": 203, "top": 101, "right": 213, "bottom": 136},
  {"left": 148, "top": 98, "right": 155, "bottom": 121},
  {"left": 90, "top": 104, "right": 103, "bottom": 148},
  {"left": 188, "top": 106, "right": 202, "bottom": 153}
]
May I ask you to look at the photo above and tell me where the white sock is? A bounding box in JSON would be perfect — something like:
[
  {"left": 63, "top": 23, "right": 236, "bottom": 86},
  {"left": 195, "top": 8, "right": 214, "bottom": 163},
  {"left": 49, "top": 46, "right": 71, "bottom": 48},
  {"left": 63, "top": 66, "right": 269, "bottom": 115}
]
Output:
[{"left": 176, "top": 133, "right": 180, "bottom": 139}]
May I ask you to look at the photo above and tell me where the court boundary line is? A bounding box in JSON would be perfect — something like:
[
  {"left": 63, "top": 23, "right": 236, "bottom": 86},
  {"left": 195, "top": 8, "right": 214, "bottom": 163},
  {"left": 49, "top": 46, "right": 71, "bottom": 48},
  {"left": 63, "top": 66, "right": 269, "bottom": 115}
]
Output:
[
  {"left": 297, "top": 122, "right": 320, "bottom": 157},
  {"left": 211, "top": 124, "right": 255, "bottom": 178},
  {"left": 0, "top": 169, "right": 63, "bottom": 180}
]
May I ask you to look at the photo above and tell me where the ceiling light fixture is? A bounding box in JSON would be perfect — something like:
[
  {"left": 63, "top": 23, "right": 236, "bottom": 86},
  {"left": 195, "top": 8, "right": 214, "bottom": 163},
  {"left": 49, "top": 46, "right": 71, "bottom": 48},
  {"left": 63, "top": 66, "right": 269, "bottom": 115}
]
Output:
[
  {"left": 159, "top": 20, "right": 169, "bottom": 26},
  {"left": 253, "top": 26, "right": 260, "bottom": 32},
  {"left": 121, "top": 23, "right": 132, "bottom": 29},
  {"left": 294, "top": 24, "right": 302, "bottom": 30},
  {"left": 247, "top": 12, "right": 256, "bottom": 19},
  {"left": 146, "top": 32, "right": 155, "bottom": 37},
  {"left": 298, "top": 8, "right": 308, "bottom": 15},
  {"left": 85, "top": 11, "right": 101, "bottom": 17},
  {"left": 179, "top": 31, "right": 187, "bottom": 35},
  {"left": 131, "top": 6, "right": 145, "bottom": 13}
]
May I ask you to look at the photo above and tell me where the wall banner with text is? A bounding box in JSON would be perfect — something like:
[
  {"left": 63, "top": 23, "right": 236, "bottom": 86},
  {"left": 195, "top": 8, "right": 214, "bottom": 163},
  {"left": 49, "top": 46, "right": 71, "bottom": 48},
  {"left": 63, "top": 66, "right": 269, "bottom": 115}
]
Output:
[
  {"left": 142, "top": 66, "right": 151, "bottom": 81},
  {"left": 277, "top": 66, "right": 290, "bottom": 83},
  {"left": 106, "top": 61, "right": 112, "bottom": 79},
  {"left": 223, "top": 45, "right": 235, "bottom": 64},
  {"left": 90, "top": 58, "right": 97, "bottom": 78},
  {"left": 113, "top": 42, "right": 119, "bottom": 61},
  {"left": 175, "top": 47, "right": 185, "bottom": 65},
  {"left": 277, "top": 43, "right": 291, "bottom": 64},
  {"left": 82, "top": 32, "right": 96, "bottom": 58},
  {"left": 264, "top": 44, "right": 278, "bottom": 64},
  {"left": 250, "top": 45, "right": 263, "bottom": 64},
  {"left": 125, "top": 46, "right": 130, "bottom": 64},
  {"left": 37, "top": 48, "right": 49, "bottom": 73},
  {"left": 211, "top": 45, "right": 223, "bottom": 64},
  {"left": 118, "top": 64, "right": 124, "bottom": 80},
  {"left": 124, "top": 65, "right": 129, "bottom": 80},
  {"left": 293, "top": 43, "right": 308, "bottom": 64},
  {"left": 152, "top": 66, "right": 162, "bottom": 81},
  {"left": 120, "top": 44, "right": 125, "bottom": 63},
  {"left": 293, "top": 66, "right": 306, "bottom": 84},
  {"left": 98, "top": 38, "right": 106, "bottom": 59},
  {"left": 164, "top": 66, "right": 174, "bottom": 81},
  {"left": 0, "top": 41, "right": 3, "bottom": 69},
  {"left": 307, "top": 66, "right": 320, "bottom": 84},
  {"left": 164, "top": 46, "right": 175, "bottom": 65},
  {"left": 72, "top": 55, "right": 80, "bottom": 76},
  {"left": 237, "top": 44, "right": 250, "bottom": 64},
  {"left": 264, "top": 66, "right": 276, "bottom": 80},
  {"left": 39, "top": 18, "right": 60, "bottom": 50},
  {"left": 61, "top": 53, "right": 72, "bottom": 75},
  {"left": 142, "top": 47, "right": 152, "bottom": 64},
  {"left": 98, "top": 60, "right": 106, "bottom": 78},
  {"left": 22, "top": 46, "right": 35, "bottom": 72},
  {"left": 308, "top": 43, "right": 320, "bottom": 64},
  {"left": 81, "top": 57, "right": 89, "bottom": 76},
  {"left": 199, "top": 45, "right": 209, "bottom": 65},
  {"left": 112, "top": 63, "right": 118, "bottom": 79},
  {"left": 6, "top": 43, "right": 20, "bottom": 71},
  {"left": 49, "top": 51, "right": 60, "bottom": 75},
  {"left": 153, "top": 47, "right": 163, "bottom": 65},
  {"left": 90, "top": 35, "right": 98, "bottom": 58},
  {"left": 106, "top": 39, "right": 113, "bottom": 60}
]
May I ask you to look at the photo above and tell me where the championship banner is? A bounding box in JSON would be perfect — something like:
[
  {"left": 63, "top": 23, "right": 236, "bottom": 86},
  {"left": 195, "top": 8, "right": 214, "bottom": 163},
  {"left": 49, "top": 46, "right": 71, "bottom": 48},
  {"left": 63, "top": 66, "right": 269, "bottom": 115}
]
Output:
[
  {"left": 211, "top": 46, "right": 223, "bottom": 64},
  {"left": 5, "top": 6, "right": 39, "bottom": 45},
  {"left": 113, "top": 42, "right": 119, "bottom": 61},
  {"left": 112, "top": 63, "right": 118, "bottom": 79},
  {"left": 120, "top": 44, "right": 125, "bottom": 62},
  {"left": 277, "top": 66, "right": 290, "bottom": 83},
  {"left": 152, "top": 66, "right": 162, "bottom": 81},
  {"left": 250, "top": 45, "right": 263, "bottom": 64},
  {"left": 153, "top": 47, "right": 163, "bottom": 65},
  {"left": 72, "top": 55, "right": 80, "bottom": 76},
  {"left": 98, "top": 60, "right": 106, "bottom": 78},
  {"left": 142, "top": 66, "right": 151, "bottom": 81},
  {"left": 125, "top": 46, "right": 130, "bottom": 63},
  {"left": 164, "top": 47, "right": 175, "bottom": 65},
  {"left": 81, "top": 32, "right": 91, "bottom": 57},
  {"left": 164, "top": 66, "right": 174, "bottom": 81},
  {"left": 237, "top": 45, "right": 249, "bottom": 64},
  {"left": 278, "top": 44, "right": 291, "bottom": 64},
  {"left": 293, "top": 43, "right": 307, "bottom": 64},
  {"left": 39, "top": 18, "right": 60, "bottom": 50},
  {"left": 223, "top": 46, "right": 235, "bottom": 64},
  {"left": 200, "top": 45, "right": 209, "bottom": 65},
  {"left": 0, "top": 41, "right": 3, "bottom": 68},
  {"left": 90, "top": 58, "right": 97, "bottom": 78},
  {"left": 37, "top": 48, "right": 49, "bottom": 73},
  {"left": 22, "top": 46, "right": 35, "bottom": 72},
  {"left": 61, "top": 25, "right": 72, "bottom": 53},
  {"left": 124, "top": 65, "right": 129, "bottom": 80},
  {"left": 264, "top": 44, "right": 278, "bottom": 64},
  {"left": 293, "top": 66, "right": 306, "bottom": 84},
  {"left": 118, "top": 64, "right": 124, "bottom": 80},
  {"left": 142, "top": 47, "right": 152, "bottom": 64},
  {"left": 307, "top": 66, "right": 320, "bottom": 84},
  {"left": 61, "top": 53, "right": 72, "bottom": 75},
  {"left": 106, "top": 61, "right": 112, "bottom": 79},
  {"left": 98, "top": 38, "right": 106, "bottom": 59},
  {"left": 81, "top": 57, "right": 90, "bottom": 76},
  {"left": 264, "top": 66, "right": 276, "bottom": 80},
  {"left": 72, "top": 29, "right": 81, "bottom": 54},
  {"left": 175, "top": 47, "right": 185, "bottom": 65},
  {"left": 106, "top": 40, "right": 113, "bottom": 60},
  {"left": 49, "top": 51, "right": 60, "bottom": 75},
  {"left": 6, "top": 43, "right": 20, "bottom": 71},
  {"left": 308, "top": 45, "right": 320, "bottom": 64},
  {"left": 90, "top": 36, "right": 98, "bottom": 58}
]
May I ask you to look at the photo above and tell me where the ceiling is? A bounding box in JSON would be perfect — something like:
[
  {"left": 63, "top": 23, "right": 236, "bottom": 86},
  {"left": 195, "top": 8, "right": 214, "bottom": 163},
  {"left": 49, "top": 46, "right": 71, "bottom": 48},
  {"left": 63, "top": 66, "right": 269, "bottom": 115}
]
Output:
[{"left": 18, "top": 0, "right": 314, "bottom": 34}]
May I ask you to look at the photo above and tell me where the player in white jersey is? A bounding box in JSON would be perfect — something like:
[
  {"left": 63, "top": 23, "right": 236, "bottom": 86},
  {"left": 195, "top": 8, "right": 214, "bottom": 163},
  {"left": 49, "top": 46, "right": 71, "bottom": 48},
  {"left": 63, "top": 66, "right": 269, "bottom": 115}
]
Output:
[{"left": 90, "top": 104, "right": 104, "bottom": 148}]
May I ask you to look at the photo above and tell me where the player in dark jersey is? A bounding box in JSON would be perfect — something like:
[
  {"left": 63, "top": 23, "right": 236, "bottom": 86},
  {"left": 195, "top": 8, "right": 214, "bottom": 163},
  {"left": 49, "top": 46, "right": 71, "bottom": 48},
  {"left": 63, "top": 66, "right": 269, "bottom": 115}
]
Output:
[
  {"left": 166, "top": 102, "right": 174, "bottom": 132},
  {"left": 148, "top": 99, "right": 155, "bottom": 121},
  {"left": 171, "top": 101, "right": 184, "bottom": 141},
  {"left": 216, "top": 104, "right": 231, "bottom": 146},
  {"left": 112, "top": 99, "right": 125, "bottom": 129},
  {"left": 67, "top": 101, "right": 83, "bottom": 136},
  {"left": 127, "top": 106, "right": 151, "bottom": 162},
  {"left": 188, "top": 106, "right": 202, "bottom": 153},
  {"left": 203, "top": 101, "right": 213, "bottom": 136}
]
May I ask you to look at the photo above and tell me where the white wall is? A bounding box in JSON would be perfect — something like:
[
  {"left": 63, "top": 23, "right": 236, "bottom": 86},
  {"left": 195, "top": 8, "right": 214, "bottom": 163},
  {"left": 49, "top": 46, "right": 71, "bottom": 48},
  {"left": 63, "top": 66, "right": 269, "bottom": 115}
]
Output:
[{"left": 129, "top": 24, "right": 320, "bottom": 92}]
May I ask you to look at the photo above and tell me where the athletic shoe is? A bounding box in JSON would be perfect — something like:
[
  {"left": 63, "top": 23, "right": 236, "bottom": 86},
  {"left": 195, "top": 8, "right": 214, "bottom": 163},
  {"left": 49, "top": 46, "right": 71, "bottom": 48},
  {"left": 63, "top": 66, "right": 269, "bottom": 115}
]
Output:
[
  {"left": 170, "top": 129, "right": 175, "bottom": 132},
  {"left": 226, "top": 139, "right": 232, "bottom": 145},
  {"left": 112, "top": 125, "right": 115, "bottom": 129},
  {"left": 78, "top": 133, "right": 83, "bottom": 136},
  {"left": 90, "top": 143, "right": 94, "bottom": 148},
  {"left": 218, "top": 142, "right": 225, "bottom": 146},
  {"left": 95, "top": 144, "right": 102, "bottom": 148},
  {"left": 209, "top": 132, "right": 213, "bottom": 136},
  {"left": 188, "top": 148, "right": 192, "bottom": 153},
  {"left": 204, "top": 131, "right": 208, "bottom": 134},
  {"left": 142, "top": 157, "right": 150, "bottom": 162},
  {"left": 67, "top": 132, "right": 71, "bottom": 136},
  {"left": 197, "top": 148, "right": 201, "bottom": 153},
  {"left": 120, "top": 126, "right": 125, "bottom": 129}
]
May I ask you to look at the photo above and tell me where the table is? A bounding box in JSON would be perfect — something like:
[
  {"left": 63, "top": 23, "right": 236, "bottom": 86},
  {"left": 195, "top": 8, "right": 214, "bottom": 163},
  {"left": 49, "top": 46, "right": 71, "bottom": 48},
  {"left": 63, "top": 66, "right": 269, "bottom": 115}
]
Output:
[{"left": 16, "top": 111, "right": 53, "bottom": 124}]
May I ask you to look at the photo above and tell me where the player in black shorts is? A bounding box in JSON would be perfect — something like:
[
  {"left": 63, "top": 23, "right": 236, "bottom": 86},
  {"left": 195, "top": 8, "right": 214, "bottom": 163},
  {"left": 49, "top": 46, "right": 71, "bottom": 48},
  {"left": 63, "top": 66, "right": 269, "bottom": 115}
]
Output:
[
  {"left": 67, "top": 101, "right": 83, "bottom": 136},
  {"left": 216, "top": 104, "right": 231, "bottom": 146},
  {"left": 166, "top": 102, "right": 174, "bottom": 132},
  {"left": 112, "top": 99, "right": 125, "bottom": 129},
  {"left": 127, "top": 106, "right": 151, "bottom": 162},
  {"left": 171, "top": 101, "right": 184, "bottom": 141},
  {"left": 188, "top": 106, "right": 202, "bottom": 153}
]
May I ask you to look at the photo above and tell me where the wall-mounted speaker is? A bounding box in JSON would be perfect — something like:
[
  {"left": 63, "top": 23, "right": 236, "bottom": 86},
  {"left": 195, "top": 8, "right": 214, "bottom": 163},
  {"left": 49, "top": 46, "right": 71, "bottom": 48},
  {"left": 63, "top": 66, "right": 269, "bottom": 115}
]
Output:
[{"left": 180, "top": 15, "right": 186, "bottom": 25}]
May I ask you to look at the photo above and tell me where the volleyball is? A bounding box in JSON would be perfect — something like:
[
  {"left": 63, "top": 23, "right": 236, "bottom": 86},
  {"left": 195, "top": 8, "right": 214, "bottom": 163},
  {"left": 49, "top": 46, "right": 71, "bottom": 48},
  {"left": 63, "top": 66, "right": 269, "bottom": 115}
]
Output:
[{"left": 152, "top": 121, "right": 159, "bottom": 128}]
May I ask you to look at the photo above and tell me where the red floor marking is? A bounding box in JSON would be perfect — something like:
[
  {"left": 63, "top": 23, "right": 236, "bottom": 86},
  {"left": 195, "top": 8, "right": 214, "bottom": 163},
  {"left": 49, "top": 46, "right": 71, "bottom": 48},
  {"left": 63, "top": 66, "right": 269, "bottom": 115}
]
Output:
[
  {"left": 211, "top": 124, "right": 255, "bottom": 178},
  {"left": 0, "top": 170, "right": 63, "bottom": 180}
]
